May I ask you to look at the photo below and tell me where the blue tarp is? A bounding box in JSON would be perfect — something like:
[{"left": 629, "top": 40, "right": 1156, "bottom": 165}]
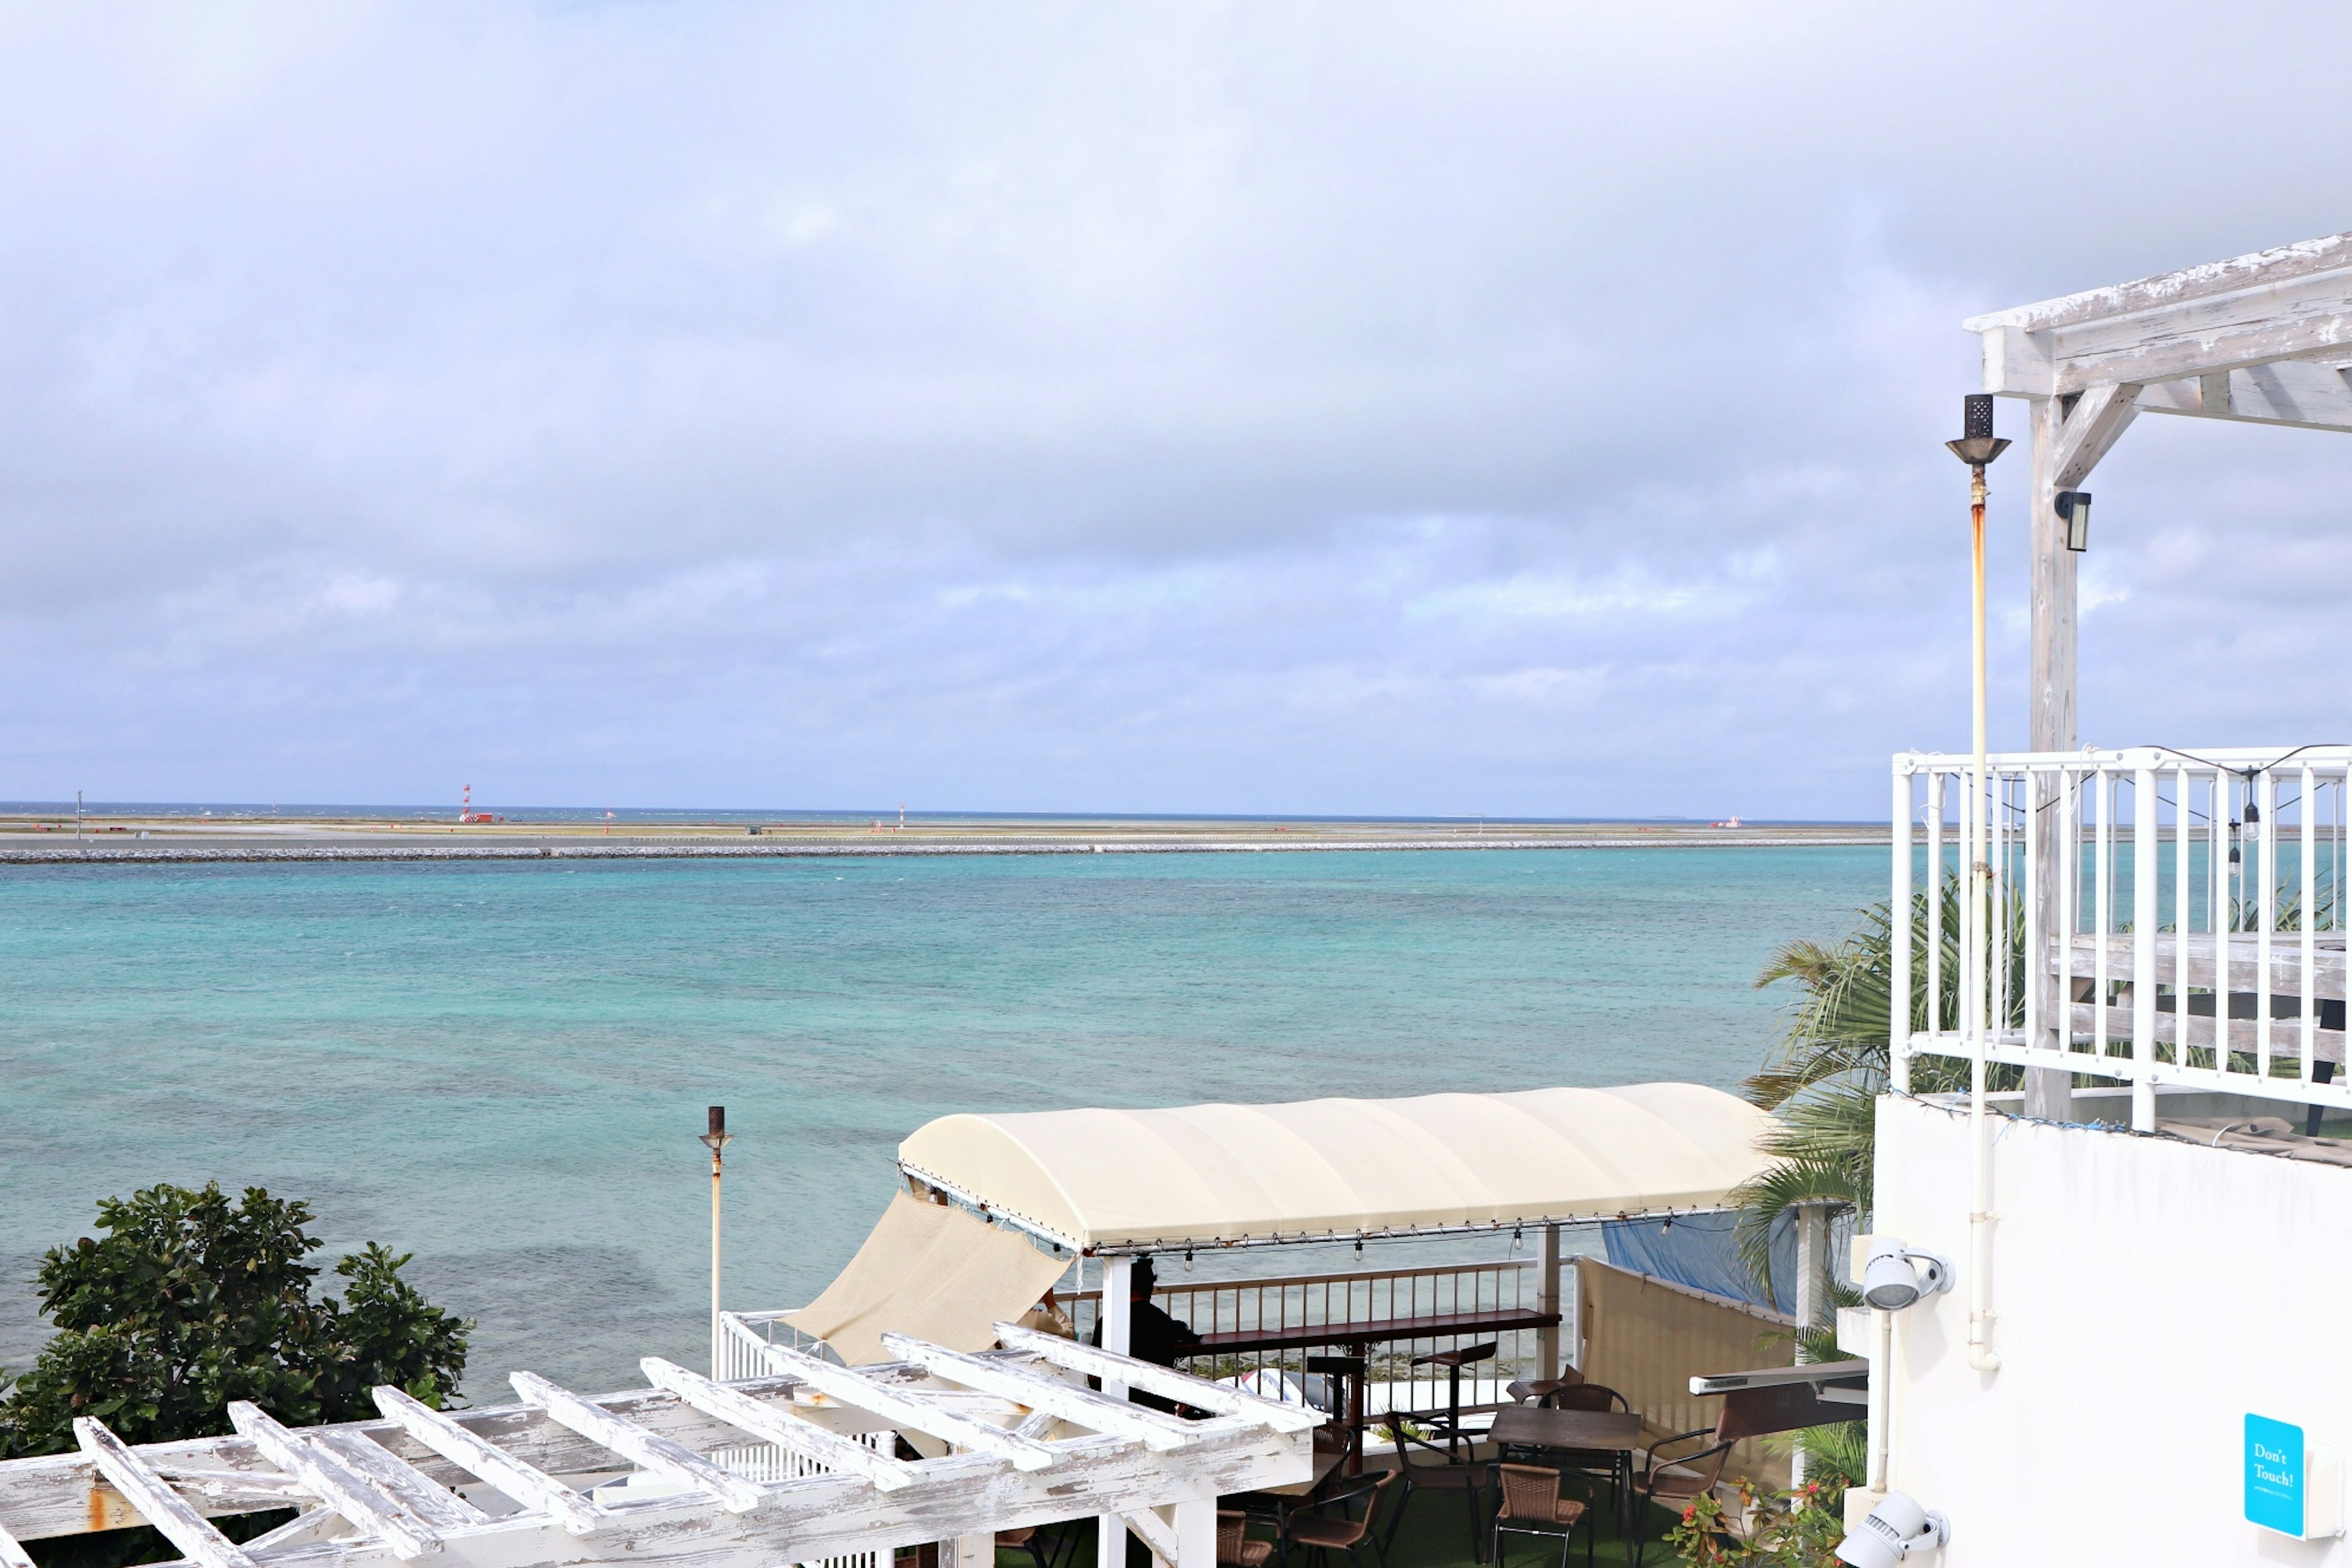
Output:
[{"left": 1601, "top": 1210, "right": 1796, "bottom": 1316}]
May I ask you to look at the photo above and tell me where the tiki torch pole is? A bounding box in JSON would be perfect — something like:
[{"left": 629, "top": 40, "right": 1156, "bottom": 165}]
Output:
[
  {"left": 701, "top": 1106, "right": 734, "bottom": 1377},
  {"left": 1946, "top": 393, "right": 2009, "bottom": 1378}
]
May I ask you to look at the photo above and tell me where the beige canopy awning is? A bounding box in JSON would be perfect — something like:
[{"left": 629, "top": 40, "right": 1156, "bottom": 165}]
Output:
[
  {"left": 896, "top": 1082, "right": 1772, "bottom": 1253},
  {"left": 783, "top": 1191, "right": 1071, "bottom": 1366}
]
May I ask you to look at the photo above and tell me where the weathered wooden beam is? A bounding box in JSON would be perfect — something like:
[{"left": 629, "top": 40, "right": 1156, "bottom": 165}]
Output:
[
  {"left": 745, "top": 1346, "right": 1057, "bottom": 1472},
  {"left": 1969, "top": 230, "right": 2352, "bottom": 336},
  {"left": 74, "top": 1420, "right": 261, "bottom": 1568},
  {"left": 877, "top": 1338, "right": 1197, "bottom": 1453},
  {"left": 508, "top": 1374, "right": 763, "bottom": 1515},
  {"left": 227, "top": 1404, "right": 438, "bottom": 1559},
  {"left": 638, "top": 1360, "right": 918, "bottom": 1492},
  {"left": 0, "top": 1517, "right": 36, "bottom": 1568},
  {"left": 2136, "top": 361, "right": 2352, "bottom": 433},
  {"left": 371, "top": 1389, "right": 601, "bottom": 1536},
  {"left": 2, "top": 1371, "right": 929, "bottom": 1543},
  {"left": 256, "top": 1427, "right": 1305, "bottom": 1568},
  {"left": 2067, "top": 1003, "right": 2346, "bottom": 1066},
  {"left": 991, "top": 1327, "right": 1321, "bottom": 1433},
  {"left": 1970, "top": 230, "right": 2352, "bottom": 394},
  {"left": 2051, "top": 382, "right": 2141, "bottom": 488},
  {"left": 247, "top": 1507, "right": 341, "bottom": 1552},
  {"left": 2064, "top": 934, "right": 2346, "bottom": 997},
  {"left": 310, "top": 1433, "right": 489, "bottom": 1534},
  {"left": 1117, "top": 1509, "right": 1179, "bottom": 1564}
]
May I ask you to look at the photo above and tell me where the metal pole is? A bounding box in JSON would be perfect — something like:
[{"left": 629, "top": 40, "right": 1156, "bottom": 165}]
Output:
[
  {"left": 1947, "top": 396, "right": 2007, "bottom": 1381},
  {"left": 701, "top": 1106, "right": 734, "bottom": 1377}
]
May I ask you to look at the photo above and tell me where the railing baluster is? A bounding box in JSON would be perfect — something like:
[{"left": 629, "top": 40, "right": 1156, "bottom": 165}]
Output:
[
  {"left": 2304, "top": 765, "right": 2318, "bottom": 1085},
  {"left": 2133, "top": 762, "right": 2158, "bottom": 1129},
  {"left": 2095, "top": 772, "right": 2111, "bottom": 1063},
  {"left": 2174, "top": 767, "right": 2190, "bottom": 1068},
  {"left": 2060, "top": 766, "right": 2078, "bottom": 1064},
  {"left": 1929, "top": 772, "right": 1947, "bottom": 1050},
  {"left": 1894, "top": 763, "right": 1916, "bottom": 1090},
  {"left": 2261, "top": 768, "right": 2277, "bottom": 1080}
]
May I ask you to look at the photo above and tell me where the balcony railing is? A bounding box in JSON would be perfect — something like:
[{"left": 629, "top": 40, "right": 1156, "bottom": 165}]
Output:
[
  {"left": 1893, "top": 746, "right": 2352, "bottom": 1123},
  {"left": 1066, "top": 1257, "right": 1552, "bottom": 1416}
]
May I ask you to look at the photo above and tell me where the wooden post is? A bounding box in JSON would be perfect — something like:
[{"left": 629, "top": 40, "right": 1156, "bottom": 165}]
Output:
[
  {"left": 1098, "top": 1258, "right": 1134, "bottom": 1568},
  {"left": 1536, "top": 1224, "right": 1562, "bottom": 1379},
  {"left": 1174, "top": 1498, "right": 1215, "bottom": 1568},
  {"left": 2024, "top": 394, "right": 2076, "bottom": 1124}
]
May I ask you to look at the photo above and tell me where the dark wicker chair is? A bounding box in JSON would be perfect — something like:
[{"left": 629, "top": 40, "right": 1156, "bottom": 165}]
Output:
[
  {"left": 1490, "top": 1463, "right": 1591, "bottom": 1568},
  {"left": 1524, "top": 1385, "right": 1631, "bottom": 1531},
  {"left": 1380, "top": 1415, "right": 1490, "bottom": 1564},
  {"left": 1216, "top": 1510, "right": 1275, "bottom": 1568}
]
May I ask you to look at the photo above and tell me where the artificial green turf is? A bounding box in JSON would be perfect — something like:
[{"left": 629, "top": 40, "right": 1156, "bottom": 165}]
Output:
[{"left": 1000, "top": 1483, "right": 1689, "bottom": 1568}]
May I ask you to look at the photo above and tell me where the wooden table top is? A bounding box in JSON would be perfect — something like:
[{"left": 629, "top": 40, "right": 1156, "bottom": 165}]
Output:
[{"left": 1488, "top": 1406, "right": 1643, "bottom": 1452}]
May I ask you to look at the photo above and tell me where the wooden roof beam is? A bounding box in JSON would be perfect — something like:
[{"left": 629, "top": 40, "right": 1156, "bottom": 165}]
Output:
[
  {"left": 637, "top": 1360, "right": 920, "bottom": 1492},
  {"left": 74, "top": 1420, "right": 262, "bottom": 1568},
  {"left": 508, "top": 1373, "right": 764, "bottom": 1515},
  {"left": 370, "top": 1387, "right": 601, "bottom": 1536},
  {"left": 991, "top": 1325, "right": 1322, "bottom": 1433},
  {"left": 1969, "top": 229, "right": 2352, "bottom": 396},
  {"left": 876, "top": 1336, "right": 1202, "bottom": 1453},
  {"left": 744, "top": 1344, "right": 1058, "bottom": 1471},
  {"left": 226, "top": 1404, "right": 439, "bottom": 1560},
  {"left": 2135, "top": 361, "right": 2352, "bottom": 434}
]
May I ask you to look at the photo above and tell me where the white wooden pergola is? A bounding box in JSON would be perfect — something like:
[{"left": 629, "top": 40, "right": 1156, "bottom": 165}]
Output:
[
  {"left": 1966, "top": 228, "right": 2352, "bottom": 1120},
  {"left": 0, "top": 1325, "right": 1314, "bottom": 1568}
]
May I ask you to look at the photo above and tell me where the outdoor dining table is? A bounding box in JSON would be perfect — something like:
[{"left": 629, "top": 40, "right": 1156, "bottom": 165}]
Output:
[{"left": 1487, "top": 1405, "right": 1645, "bottom": 1540}]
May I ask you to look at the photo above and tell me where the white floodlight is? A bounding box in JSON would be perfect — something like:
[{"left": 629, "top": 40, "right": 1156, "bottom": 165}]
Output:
[
  {"left": 1860, "top": 1237, "right": 1952, "bottom": 1311},
  {"left": 1834, "top": 1491, "right": 1950, "bottom": 1568}
]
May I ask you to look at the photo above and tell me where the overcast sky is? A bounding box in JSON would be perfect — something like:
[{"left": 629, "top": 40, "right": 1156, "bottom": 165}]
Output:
[{"left": 7, "top": 3, "right": 2352, "bottom": 818}]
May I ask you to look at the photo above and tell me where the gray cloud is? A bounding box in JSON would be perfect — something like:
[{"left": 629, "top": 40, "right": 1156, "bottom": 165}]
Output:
[{"left": 7, "top": 2, "right": 2352, "bottom": 816}]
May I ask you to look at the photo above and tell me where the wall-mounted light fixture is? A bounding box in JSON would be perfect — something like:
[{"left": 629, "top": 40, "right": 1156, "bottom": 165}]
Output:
[{"left": 2054, "top": 490, "right": 2092, "bottom": 552}]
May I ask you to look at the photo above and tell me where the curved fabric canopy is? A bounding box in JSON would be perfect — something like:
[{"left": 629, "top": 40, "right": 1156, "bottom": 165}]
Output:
[{"left": 897, "top": 1082, "right": 1772, "bottom": 1252}]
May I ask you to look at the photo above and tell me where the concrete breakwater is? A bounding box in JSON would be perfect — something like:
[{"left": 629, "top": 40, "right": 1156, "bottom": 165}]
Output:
[{"left": 0, "top": 829, "right": 1884, "bottom": 865}]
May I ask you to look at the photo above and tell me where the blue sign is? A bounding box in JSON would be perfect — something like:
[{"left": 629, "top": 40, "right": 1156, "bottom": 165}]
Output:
[{"left": 2247, "top": 1414, "right": 2305, "bottom": 1535}]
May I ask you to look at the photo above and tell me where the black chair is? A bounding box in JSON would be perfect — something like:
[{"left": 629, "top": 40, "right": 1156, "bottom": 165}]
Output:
[
  {"left": 1380, "top": 1415, "right": 1490, "bottom": 1564},
  {"left": 1627, "top": 1427, "right": 1735, "bottom": 1568},
  {"left": 1283, "top": 1470, "right": 1393, "bottom": 1568}
]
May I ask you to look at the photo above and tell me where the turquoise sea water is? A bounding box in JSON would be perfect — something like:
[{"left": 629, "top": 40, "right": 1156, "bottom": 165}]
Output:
[{"left": 0, "top": 848, "right": 1881, "bottom": 1394}]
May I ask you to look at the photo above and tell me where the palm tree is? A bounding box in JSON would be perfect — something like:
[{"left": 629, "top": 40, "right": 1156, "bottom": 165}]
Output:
[{"left": 1730, "top": 875, "right": 2018, "bottom": 1486}]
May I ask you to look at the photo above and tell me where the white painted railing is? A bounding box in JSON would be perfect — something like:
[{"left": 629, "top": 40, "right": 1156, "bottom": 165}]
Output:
[
  {"left": 1893, "top": 745, "right": 2352, "bottom": 1123},
  {"left": 710, "top": 1311, "right": 886, "bottom": 1568},
  {"left": 1066, "top": 1258, "right": 1555, "bottom": 1416}
]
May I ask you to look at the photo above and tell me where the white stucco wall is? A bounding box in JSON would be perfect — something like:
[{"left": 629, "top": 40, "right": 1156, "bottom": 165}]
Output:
[{"left": 1872, "top": 1093, "right": 2352, "bottom": 1565}]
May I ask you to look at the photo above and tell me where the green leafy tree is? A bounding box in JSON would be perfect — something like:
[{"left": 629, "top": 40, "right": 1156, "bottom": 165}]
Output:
[{"left": 0, "top": 1181, "right": 470, "bottom": 1458}]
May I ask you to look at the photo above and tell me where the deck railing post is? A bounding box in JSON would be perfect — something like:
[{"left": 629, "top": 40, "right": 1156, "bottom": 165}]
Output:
[
  {"left": 1098, "top": 1257, "right": 1134, "bottom": 1568},
  {"left": 1892, "top": 761, "right": 1914, "bottom": 1093},
  {"left": 2133, "top": 763, "right": 2158, "bottom": 1131},
  {"left": 1536, "top": 1224, "right": 1562, "bottom": 1379}
]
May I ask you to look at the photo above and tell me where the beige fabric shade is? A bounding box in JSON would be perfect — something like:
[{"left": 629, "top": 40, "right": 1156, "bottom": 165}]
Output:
[
  {"left": 896, "top": 1082, "right": 1772, "bottom": 1253},
  {"left": 783, "top": 1192, "right": 1071, "bottom": 1366}
]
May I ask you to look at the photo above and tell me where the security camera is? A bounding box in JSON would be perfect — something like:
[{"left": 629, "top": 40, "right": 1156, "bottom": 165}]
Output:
[
  {"left": 1860, "top": 1237, "right": 1952, "bottom": 1311},
  {"left": 1834, "top": 1491, "right": 1950, "bottom": 1568}
]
